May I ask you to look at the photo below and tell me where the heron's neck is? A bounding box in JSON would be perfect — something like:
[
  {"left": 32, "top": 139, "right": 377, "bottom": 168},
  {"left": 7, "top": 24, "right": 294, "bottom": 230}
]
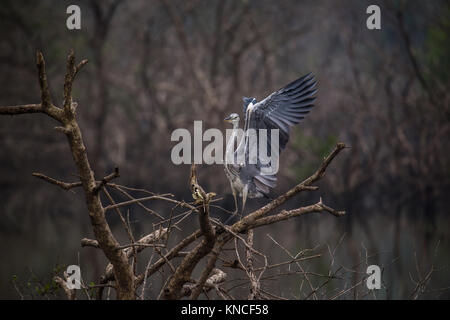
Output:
[
  {"left": 242, "top": 109, "right": 252, "bottom": 158},
  {"left": 225, "top": 121, "right": 239, "bottom": 166}
]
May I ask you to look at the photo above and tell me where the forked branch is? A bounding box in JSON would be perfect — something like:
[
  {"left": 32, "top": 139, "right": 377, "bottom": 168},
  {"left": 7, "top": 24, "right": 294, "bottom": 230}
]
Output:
[{"left": 0, "top": 50, "right": 135, "bottom": 300}]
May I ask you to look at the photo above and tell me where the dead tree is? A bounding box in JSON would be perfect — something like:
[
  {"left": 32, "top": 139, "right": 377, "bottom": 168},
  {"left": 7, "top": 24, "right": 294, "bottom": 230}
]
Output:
[{"left": 0, "top": 50, "right": 346, "bottom": 300}]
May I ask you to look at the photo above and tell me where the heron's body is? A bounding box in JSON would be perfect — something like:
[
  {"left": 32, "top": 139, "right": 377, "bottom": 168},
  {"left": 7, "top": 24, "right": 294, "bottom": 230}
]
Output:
[
  {"left": 224, "top": 120, "right": 265, "bottom": 199},
  {"left": 224, "top": 73, "right": 317, "bottom": 216}
]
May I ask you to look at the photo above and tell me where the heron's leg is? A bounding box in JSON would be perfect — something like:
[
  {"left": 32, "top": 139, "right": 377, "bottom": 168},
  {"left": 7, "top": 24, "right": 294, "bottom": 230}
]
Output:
[
  {"left": 232, "top": 188, "right": 239, "bottom": 216},
  {"left": 241, "top": 184, "right": 248, "bottom": 218},
  {"left": 229, "top": 181, "right": 238, "bottom": 215},
  {"left": 224, "top": 182, "right": 239, "bottom": 225}
]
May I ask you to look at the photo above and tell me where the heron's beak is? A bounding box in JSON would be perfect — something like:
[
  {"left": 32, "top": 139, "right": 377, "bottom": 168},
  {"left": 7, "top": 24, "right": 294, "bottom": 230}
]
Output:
[{"left": 224, "top": 116, "right": 232, "bottom": 122}]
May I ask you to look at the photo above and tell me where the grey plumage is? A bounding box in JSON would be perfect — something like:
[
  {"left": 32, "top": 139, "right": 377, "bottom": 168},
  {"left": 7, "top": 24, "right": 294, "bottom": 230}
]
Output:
[{"left": 224, "top": 73, "right": 317, "bottom": 215}]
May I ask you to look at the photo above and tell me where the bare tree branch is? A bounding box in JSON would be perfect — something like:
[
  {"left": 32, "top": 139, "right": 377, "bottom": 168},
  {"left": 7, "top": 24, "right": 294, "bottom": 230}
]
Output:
[
  {"left": 54, "top": 274, "right": 76, "bottom": 300},
  {"left": 32, "top": 172, "right": 83, "bottom": 190},
  {"left": 36, "top": 51, "right": 53, "bottom": 109},
  {"left": 0, "top": 50, "right": 135, "bottom": 300},
  {"left": 163, "top": 164, "right": 216, "bottom": 299},
  {"left": 231, "top": 143, "right": 347, "bottom": 234}
]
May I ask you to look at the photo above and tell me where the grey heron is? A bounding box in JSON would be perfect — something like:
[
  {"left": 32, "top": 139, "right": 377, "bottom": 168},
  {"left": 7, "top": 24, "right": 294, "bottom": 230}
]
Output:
[{"left": 224, "top": 73, "right": 317, "bottom": 218}]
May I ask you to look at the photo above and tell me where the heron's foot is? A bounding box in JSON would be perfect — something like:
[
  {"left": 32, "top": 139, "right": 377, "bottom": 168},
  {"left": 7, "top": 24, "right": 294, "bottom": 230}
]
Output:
[{"left": 224, "top": 209, "right": 239, "bottom": 225}]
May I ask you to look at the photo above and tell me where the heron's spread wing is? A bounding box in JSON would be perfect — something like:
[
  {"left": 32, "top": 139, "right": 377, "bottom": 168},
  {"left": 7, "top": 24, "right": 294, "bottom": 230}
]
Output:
[
  {"left": 238, "top": 73, "right": 317, "bottom": 195},
  {"left": 252, "top": 72, "right": 316, "bottom": 149}
]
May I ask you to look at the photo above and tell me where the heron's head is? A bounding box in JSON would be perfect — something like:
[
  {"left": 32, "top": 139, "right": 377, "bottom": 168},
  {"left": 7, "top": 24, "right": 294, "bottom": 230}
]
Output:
[{"left": 224, "top": 113, "right": 240, "bottom": 124}]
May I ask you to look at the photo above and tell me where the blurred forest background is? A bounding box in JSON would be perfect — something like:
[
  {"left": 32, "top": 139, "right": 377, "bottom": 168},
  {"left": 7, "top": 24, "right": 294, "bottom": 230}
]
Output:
[{"left": 0, "top": 0, "right": 449, "bottom": 299}]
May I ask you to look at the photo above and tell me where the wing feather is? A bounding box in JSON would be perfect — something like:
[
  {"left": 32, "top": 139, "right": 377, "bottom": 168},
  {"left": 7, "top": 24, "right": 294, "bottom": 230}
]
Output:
[{"left": 237, "top": 73, "right": 317, "bottom": 196}]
